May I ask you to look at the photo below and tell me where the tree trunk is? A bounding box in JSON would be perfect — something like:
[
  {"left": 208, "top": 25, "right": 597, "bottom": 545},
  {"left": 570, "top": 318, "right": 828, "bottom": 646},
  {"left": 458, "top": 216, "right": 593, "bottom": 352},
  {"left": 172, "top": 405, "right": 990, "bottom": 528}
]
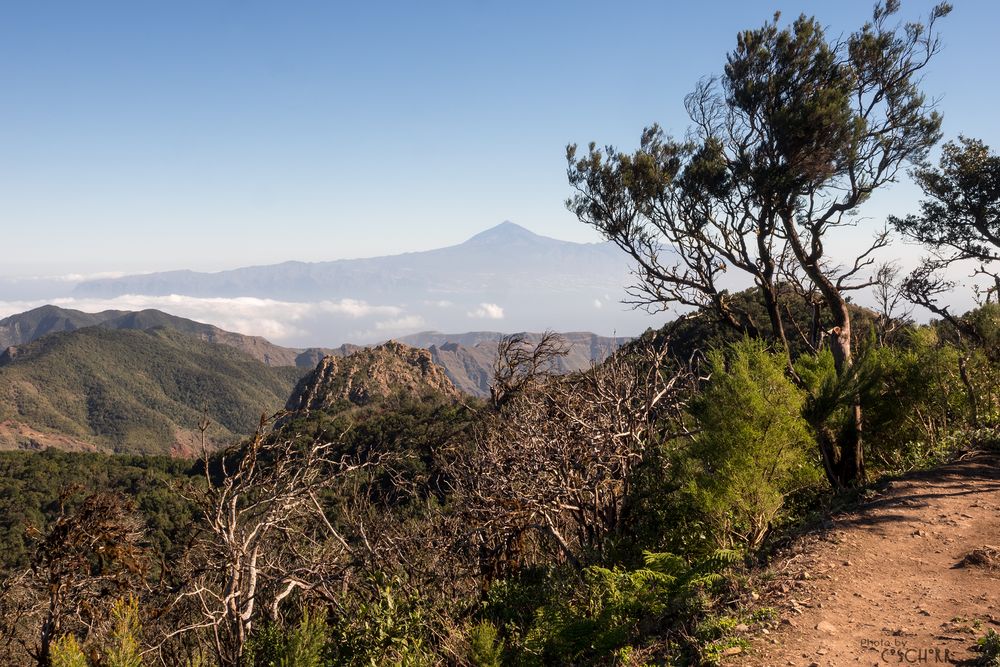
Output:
[
  {"left": 760, "top": 282, "right": 794, "bottom": 372},
  {"left": 827, "top": 309, "right": 865, "bottom": 488},
  {"left": 957, "top": 352, "right": 980, "bottom": 428},
  {"left": 781, "top": 214, "right": 865, "bottom": 488}
]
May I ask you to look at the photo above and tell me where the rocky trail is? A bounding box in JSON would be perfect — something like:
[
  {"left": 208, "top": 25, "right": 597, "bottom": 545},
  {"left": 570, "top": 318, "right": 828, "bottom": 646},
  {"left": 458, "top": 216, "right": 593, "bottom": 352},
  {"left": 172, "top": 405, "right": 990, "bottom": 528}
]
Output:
[{"left": 733, "top": 451, "right": 1000, "bottom": 666}]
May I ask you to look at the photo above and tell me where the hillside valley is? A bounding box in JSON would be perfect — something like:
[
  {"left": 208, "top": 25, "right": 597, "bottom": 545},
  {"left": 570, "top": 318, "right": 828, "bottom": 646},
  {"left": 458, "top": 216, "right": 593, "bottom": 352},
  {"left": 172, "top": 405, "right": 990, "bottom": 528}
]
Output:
[
  {"left": 0, "top": 304, "right": 346, "bottom": 368},
  {"left": 0, "top": 327, "right": 305, "bottom": 456},
  {"left": 0, "top": 304, "right": 630, "bottom": 455},
  {"left": 1, "top": 305, "right": 627, "bottom": 398}
]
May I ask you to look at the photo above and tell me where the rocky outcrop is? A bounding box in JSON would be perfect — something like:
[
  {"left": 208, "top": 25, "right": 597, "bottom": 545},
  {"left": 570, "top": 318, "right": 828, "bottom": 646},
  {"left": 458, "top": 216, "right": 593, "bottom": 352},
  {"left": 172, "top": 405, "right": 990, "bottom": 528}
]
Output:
[{"left": 286, "top": 341, "right": 460, "bottom": 414}]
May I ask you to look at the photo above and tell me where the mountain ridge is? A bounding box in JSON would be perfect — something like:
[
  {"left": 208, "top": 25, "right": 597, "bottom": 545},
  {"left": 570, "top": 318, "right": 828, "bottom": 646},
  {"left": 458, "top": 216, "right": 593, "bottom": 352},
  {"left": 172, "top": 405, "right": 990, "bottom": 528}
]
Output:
[
  {"left": 0, "top": 327, "right": 305, "bottom": 456},
  {"left": 0, "top": 305, "right": 341, "bottom": 368},
  {"left": 68, "top": 222, "right": 628, "bottom": 301},
  {"left": 0, "top": 306, "right": 627, "bottom": 397}
]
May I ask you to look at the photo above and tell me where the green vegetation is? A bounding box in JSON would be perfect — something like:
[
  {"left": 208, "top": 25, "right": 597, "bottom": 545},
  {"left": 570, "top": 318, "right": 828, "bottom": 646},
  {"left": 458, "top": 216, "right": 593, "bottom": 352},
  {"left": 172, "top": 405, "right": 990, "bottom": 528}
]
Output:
[
  {"left": 0, "top": 309, "right": 995, "bottom": 667},
  {"left": 977, "top": 629, "right": 1000, "bottom": 666},
  {"left": 46, "top": 597, "right": 145, "bottom": 667},
  {"left": 0, "top": 449, "right": 200, "bottom": 571},
  {"left": 245, "top": 609, "right": 329, "bottom": 667},
  {"left": 2, "top": 3, "right": 1000, "bottom": 666},
  {"left": 686, "top": 340, "right": 818, "bottom": 549},
  {"left": 0, "top": 327, "right": 304, "bottom": 455}
]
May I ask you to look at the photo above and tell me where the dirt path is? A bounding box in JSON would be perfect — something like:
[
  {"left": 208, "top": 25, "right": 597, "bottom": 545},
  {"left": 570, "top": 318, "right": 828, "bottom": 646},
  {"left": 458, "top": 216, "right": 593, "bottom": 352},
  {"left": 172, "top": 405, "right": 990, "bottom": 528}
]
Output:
[{"left": 733, "top": 451, "right": 1000, "bottom": 666}]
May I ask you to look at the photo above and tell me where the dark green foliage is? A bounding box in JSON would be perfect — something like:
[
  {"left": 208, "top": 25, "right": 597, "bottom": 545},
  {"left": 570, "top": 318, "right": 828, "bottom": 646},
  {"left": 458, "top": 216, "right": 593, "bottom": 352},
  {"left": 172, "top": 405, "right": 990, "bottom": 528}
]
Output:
[
  {"left": 325, "top": 575, "right": 435, "bottom": 666},
  {"left": 635, "top": 285, "right": 879, "bottom": 367},
  {"left": 890, "top": 137, "right": 1000, "bottom": 320},
  {"left": 976, "top": 629, "right": 1000, "bottom": 667},
  {"left": 687, "top": 340, "right": 819, "bottom": 548},
  {"left": 0, "top": 449, "right": 200, "bottom": 570},
  {"left": 283, "top": 391, "right": 478, "bottom": 517},
  {"left": 0, "top": 327, "right": 305, "bottom": 456},
  {"left": 860, "top": 305, "right": 1000, "bottom": 470},
  {"left": 507, "top": 550, "right": 739, "bottom": 665},
  {"left": 891, "top": 137, "right": 1000, "bottom": 266},
  {"left": 862, "top": 329, "right": 967, "bottom": 468}
]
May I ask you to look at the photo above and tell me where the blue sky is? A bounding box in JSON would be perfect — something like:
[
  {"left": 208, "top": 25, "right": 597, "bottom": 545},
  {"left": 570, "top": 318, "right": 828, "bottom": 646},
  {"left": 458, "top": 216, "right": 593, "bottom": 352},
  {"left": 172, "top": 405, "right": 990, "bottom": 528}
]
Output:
[{"left": 1, "top": 0, "right": 997, "bottom": 277}]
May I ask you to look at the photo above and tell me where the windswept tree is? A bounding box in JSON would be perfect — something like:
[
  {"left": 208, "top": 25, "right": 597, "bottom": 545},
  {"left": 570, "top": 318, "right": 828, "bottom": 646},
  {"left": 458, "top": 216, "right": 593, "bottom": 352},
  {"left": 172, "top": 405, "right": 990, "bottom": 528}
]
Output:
[
  {"left": 566, "top": 1, "right": 950, "bottom": 487},
  {"left": 489, "top": 331, "right": 570, "bottom": 408},
  {"left": 889, "top": 137, "right": 1000, "bottom": 426},
  {"left": 891, "top": 136, "right": 1000, "bottom": 322}
]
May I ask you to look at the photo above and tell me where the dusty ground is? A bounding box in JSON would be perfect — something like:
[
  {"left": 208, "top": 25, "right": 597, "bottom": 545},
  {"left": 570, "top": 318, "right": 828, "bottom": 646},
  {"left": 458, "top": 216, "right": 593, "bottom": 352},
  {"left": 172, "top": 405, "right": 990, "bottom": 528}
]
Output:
[{"left": 732, "top": 451, "right": 1000, "bottom": 666}]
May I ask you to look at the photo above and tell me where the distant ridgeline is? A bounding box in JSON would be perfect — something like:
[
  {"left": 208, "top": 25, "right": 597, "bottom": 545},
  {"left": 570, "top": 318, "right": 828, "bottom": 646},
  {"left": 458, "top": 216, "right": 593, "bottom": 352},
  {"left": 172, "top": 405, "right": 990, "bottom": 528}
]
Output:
[{"left": 0, "top": 305, "right": 626, "bottom": 455}]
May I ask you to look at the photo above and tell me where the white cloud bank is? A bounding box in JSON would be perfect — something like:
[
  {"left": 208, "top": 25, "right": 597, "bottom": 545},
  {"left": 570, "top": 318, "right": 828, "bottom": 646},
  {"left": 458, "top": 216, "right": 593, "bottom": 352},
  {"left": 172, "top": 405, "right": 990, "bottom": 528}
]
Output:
[
  {"left": 467, "top": 302, "right": 504, "bottom": 320},
  {"left": 0, "top": 294, "right": 405, "bottom": 343},
  {"left": 374, "top": 315, "right": 426, "bottom": 331}
]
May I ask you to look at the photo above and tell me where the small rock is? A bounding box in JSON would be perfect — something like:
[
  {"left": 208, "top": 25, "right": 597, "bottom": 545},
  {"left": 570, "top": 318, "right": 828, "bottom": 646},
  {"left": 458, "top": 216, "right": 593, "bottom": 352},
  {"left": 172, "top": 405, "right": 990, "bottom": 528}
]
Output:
[{"left": 816, "top": 620, "right": 837, "bottom": 634}]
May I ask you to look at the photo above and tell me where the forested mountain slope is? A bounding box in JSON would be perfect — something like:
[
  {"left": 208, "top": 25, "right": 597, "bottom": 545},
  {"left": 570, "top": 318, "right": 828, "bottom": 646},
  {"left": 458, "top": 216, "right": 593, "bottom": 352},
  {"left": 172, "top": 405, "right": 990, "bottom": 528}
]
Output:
[
  {"left": 0, "top": 327, "right": 305, "bottom": 455},
  {"left": 0, "top": 305, "right": 337, "bottom": 367}
]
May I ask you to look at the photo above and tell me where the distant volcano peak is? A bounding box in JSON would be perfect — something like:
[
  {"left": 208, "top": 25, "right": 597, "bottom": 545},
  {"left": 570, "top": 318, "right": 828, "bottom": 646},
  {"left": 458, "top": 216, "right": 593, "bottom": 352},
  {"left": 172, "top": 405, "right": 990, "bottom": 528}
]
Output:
[{"left": 462, "top": 221, "right": 545, "bottom": 245}]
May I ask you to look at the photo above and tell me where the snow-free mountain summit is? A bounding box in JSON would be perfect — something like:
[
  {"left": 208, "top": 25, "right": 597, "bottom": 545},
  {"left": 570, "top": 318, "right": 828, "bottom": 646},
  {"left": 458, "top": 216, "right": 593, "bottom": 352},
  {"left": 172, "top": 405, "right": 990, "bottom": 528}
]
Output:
[
  {"left": 74, "top": 222, "right": 629, "bottom": 299},
  {"left": 70, "top": 222, "right": 657, "bottom": 345}
]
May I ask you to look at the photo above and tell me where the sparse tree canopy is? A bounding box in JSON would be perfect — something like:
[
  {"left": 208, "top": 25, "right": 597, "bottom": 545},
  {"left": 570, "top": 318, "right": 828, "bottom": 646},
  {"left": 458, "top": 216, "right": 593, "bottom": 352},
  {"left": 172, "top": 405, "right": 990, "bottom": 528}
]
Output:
[
  {"left": 566, "top": 1, "right": 950, "bottom": 487},
  {"left": 891, "top": 136, "right": 1000, "bottom": 315},
  {"left": 893, "top": 137, "right": 1000, "bottom": 265}
]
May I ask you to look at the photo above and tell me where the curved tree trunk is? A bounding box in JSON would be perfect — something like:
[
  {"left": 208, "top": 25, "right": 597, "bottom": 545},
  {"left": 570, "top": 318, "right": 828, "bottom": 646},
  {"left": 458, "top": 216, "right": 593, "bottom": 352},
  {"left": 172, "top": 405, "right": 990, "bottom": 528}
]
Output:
[{"left": 783, "top": 216, "right": 865, "bottom": 488}]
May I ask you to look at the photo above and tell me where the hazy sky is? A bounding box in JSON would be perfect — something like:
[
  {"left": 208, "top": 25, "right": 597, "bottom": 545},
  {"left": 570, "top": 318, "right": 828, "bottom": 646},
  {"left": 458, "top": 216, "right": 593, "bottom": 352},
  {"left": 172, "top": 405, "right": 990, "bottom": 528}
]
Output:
[{"left": 2, "top": 0, "right": 997, "bottom": 277}]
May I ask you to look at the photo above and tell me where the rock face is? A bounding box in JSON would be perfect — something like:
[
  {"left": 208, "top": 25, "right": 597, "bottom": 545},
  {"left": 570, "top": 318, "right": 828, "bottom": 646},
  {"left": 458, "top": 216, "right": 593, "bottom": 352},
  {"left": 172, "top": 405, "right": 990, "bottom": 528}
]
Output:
[{"left": 286, "top": 341, "right": 461, "bottom": 413}]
